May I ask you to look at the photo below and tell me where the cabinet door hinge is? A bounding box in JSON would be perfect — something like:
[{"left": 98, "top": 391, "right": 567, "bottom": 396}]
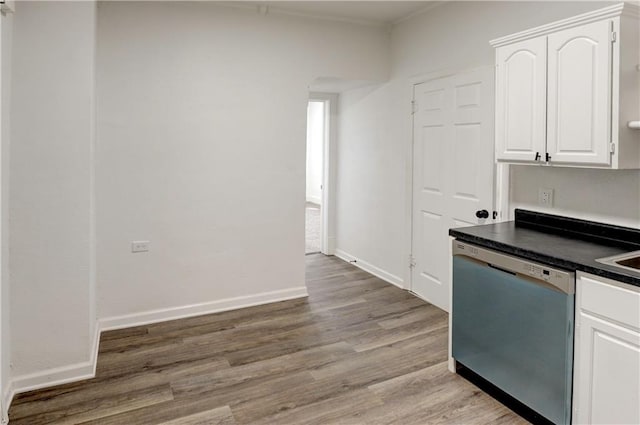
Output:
[
  {"left": 610, "top": 142, "right": 616, "bottom": 154},
  {"left": 411, "top": 100, "right": 418, "bottom": 115},
  {"left": 409, "top": 255, "right": 416, "bottom": 269},
  {"left": 611, "top": 31, "right": 617, "bottom": 43}
]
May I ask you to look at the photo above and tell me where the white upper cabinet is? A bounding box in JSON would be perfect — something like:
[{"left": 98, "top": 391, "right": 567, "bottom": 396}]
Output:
[
  {"left": 547, "top": 20, "right": 612, "bottom": 165},
  {"left": 491, "top": 3, "right": 640, "bottom": 169},
  {"left": 496, "top": 38, "right": 547, "bottom": 162}
]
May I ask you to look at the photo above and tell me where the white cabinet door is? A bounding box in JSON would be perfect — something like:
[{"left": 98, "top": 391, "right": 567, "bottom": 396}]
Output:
[
  {"left": 573, "top": 274, "right": 640, "bottom": 425},
  {"left": 547, "top": 20, "right": 613, "bottom": 165},
  {"left": 495, "top": 37, "right": 547, "bottom": 163},
  {"left": 574, "top": 314, "right": 640, "bottom": 424}
]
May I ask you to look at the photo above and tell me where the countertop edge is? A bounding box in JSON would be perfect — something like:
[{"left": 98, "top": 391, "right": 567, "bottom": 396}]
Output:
[{"left": 450, "top": 229, "right": 640, "bottom": 288}]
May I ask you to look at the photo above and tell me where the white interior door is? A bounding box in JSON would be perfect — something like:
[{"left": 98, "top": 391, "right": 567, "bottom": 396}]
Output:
[{"left": 411, "top": 68, "right": 495, "bottom": 312}]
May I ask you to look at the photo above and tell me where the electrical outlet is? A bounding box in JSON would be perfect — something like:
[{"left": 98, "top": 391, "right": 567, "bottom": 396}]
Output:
[
  {"left": 538, "top": 188, "right": 554, "bottom": 207},
  {"left": 131, "top": 241, "right": 150, "bottom": 253}
]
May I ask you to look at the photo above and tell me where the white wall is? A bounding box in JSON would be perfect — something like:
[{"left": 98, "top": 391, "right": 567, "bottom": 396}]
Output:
[
  {"left": 0, "top": 6, "right": 12, "bottom": 419},
  {"left": 336, "top": 82, "right": 406, "bottom": 283},
  {"left": 96, "top": 2, "right": 389, "bottom": 321},
  {"left": 10, "top": 0, "right": 96, "bottom": 382},
  {"left": 336, "top": 1, "right": 638, "bottom": 286},
  {"left": 510, "top": 166, "right": 640, "bottom": 227},
  {"left": 306, "top": 101, "right": 324, "bottom": 205}
]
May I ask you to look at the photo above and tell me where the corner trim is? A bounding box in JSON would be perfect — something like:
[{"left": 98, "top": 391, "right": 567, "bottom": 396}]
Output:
[
  {"left": 2, "top": 382, "right": 13, "bottom": 424},
  {"left": 490, "top": 3, "right": 628, "bottom": 47},
  {"left": 4, "top": 286, "right": 309, "bottom": 415},
  {"left": 334, "top": 249, "right": 405, "bottom": 289}
]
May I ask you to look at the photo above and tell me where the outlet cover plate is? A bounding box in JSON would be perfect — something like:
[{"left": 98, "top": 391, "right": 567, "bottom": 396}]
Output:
[
  {"left": 538, "top": 188, "right": 554, "bottom": 207},
  {"left": 131, "top": 241, "right": 150, "bottom": 253}
]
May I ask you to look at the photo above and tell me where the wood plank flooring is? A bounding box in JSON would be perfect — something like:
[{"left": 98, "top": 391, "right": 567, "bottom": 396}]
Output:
[{"left": 9, "top": 254, "right": 528, "bottom": 424}]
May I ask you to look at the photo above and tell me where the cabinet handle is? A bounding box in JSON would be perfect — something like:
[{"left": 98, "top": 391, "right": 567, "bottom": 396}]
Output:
[
  {"left": 535, "top": 152, "right": 541, "bottom": 161},
  {"left": 628, "top": 121, "right": 640, "bottom": 130},
  {"left": 546, "top": 153, "right": 552, "bottom": 162}
]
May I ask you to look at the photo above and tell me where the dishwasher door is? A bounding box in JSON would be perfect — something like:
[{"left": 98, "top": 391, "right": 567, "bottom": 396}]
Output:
[{"left": 452, "top": 242, "right": 575, "bottom": 425}]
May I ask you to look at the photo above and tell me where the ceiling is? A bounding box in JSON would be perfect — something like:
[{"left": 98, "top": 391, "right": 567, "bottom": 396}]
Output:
[{"left": 248, "top": 1, "right": 439, "bottom": 25}]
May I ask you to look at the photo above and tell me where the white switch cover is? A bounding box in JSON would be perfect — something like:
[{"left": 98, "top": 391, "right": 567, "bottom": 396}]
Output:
[
  {"left": 538, "top": 188, "right": 554, "bottom": 207},
  {"left": 131, "top": 241, "right": 150, "bottom": 253}
]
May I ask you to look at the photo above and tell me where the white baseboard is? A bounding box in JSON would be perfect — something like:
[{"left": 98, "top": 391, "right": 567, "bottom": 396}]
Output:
[
  {"left": 100, "top": 286, "right": 308, "bottom": 332},
  {"left": 305, "top": 196, "right": 321, "bottom": 205},
  {"left": 334, "top": 249, "right": 405, "bottom": 289},
  {"left": 4, "top": 286, "right": 309, "bottom": 415},
  {"left": 10, "top": 361, "right": 95, "bottom": 398}
]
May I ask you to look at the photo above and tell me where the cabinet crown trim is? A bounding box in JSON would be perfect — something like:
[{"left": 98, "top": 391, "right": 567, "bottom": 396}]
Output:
[{"left": 490, "top": 2, "right": 636, "bottom": 47}]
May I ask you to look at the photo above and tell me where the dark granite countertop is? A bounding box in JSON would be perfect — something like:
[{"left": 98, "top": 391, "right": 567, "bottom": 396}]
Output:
[{"left": 449, "top": 210, "right": 640, "bottom": 287}]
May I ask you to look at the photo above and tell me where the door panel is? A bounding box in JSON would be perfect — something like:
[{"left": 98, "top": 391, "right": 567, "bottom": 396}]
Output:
[
  {"left": 453, "top": 125, "right": 481, "bottom": 200},
  {"left": 547, "top": 20, "right": 612, "bottom": 165},
  {"left": 412, "top": 68, "right": 494, "bottom": 312},
  {"left": 420, "top": 211, "right": 445, "bottom": 286},
  {"left": 495, "top": 38, "right": 547, "bottom": 162},
  {"left": 574, "top": 313, "right": 640, "bottom": 424},
  {"left": 421, "top": 126, "right": 445, "bottom": 195}
]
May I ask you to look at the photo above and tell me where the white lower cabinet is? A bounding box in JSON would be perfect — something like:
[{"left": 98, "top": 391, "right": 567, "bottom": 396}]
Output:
[{"left": 573, "top": 272, "right": 640, "bottom": 424}]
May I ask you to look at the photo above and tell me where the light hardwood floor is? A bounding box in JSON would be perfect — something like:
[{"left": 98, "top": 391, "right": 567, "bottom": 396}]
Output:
[{"left": 8, "top": 254, "right": 528, "bottom": 424}]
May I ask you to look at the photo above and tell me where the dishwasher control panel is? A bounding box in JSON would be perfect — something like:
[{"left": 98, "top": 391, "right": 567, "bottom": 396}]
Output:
[
  {"left": 453, "top": 240, "right": 575, "bottom": 294},
  {"left": 522, "top": 263, "right": 562, "bottom": 283}
]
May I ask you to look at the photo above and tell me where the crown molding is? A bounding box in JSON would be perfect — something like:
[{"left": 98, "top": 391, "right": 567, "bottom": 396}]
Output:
[
  {"left": 214, "top": 1, "right": 388, "bottom": 28},
  {"left": 622, "top": 1, "right": 640, "bottom": 18},
  {"left": 490, "top": 2, "right": 633, "bottom": 47},
  {"left": 212, "top": 1, "right": 446, "bottom": 29},
  {"left": 392, "top": 1, "right": 446, "bottom": 26}
]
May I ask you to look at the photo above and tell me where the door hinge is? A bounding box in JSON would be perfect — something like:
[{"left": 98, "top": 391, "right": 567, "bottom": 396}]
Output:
[
  {"left": 409, "top": 255, "right": 416, "bottom": 269},
  {"left": 411, "top": 100, "right": 418, "bottom": 115},
  {"left": 610, "top": 142, "right": 616, "bottom": 154},
  {"left": 611, "top": 31, "right": 617, "bottom": 43}
]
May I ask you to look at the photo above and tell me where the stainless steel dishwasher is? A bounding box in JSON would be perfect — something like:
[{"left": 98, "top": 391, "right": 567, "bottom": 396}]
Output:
[{"left": 452, "top": 240, "right": 575, "bottom": 425}]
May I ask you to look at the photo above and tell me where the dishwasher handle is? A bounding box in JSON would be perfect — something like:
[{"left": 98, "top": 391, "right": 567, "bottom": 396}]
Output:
[{"left": 453, "top": 240, "right": 575, "bottom": 295}]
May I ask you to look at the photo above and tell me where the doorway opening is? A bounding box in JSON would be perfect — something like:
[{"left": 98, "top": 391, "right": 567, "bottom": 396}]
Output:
[
  {"left": 305, "top": 100, "right": 324, "bottom": 255},
  {"left": 305, "top": 93, "right": 337, "bottom": 257}
]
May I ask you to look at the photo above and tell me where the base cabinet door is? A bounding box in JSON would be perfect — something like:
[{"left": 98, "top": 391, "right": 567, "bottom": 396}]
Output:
[
  {"left": 573, "top": 313, "right": 640, "bottom": 424},
  {"left": 573, "top": 274, "right": 640, "bottom": 424}
]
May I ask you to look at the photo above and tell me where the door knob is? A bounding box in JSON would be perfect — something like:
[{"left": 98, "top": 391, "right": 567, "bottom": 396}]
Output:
[{"left": 475, "top": 209, "right": 489, "bottom": 219}]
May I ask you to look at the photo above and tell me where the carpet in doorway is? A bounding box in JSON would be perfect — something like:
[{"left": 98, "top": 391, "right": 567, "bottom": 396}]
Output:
[{"left": 306, "top": 202, "right": 321, "bottom": 254}]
